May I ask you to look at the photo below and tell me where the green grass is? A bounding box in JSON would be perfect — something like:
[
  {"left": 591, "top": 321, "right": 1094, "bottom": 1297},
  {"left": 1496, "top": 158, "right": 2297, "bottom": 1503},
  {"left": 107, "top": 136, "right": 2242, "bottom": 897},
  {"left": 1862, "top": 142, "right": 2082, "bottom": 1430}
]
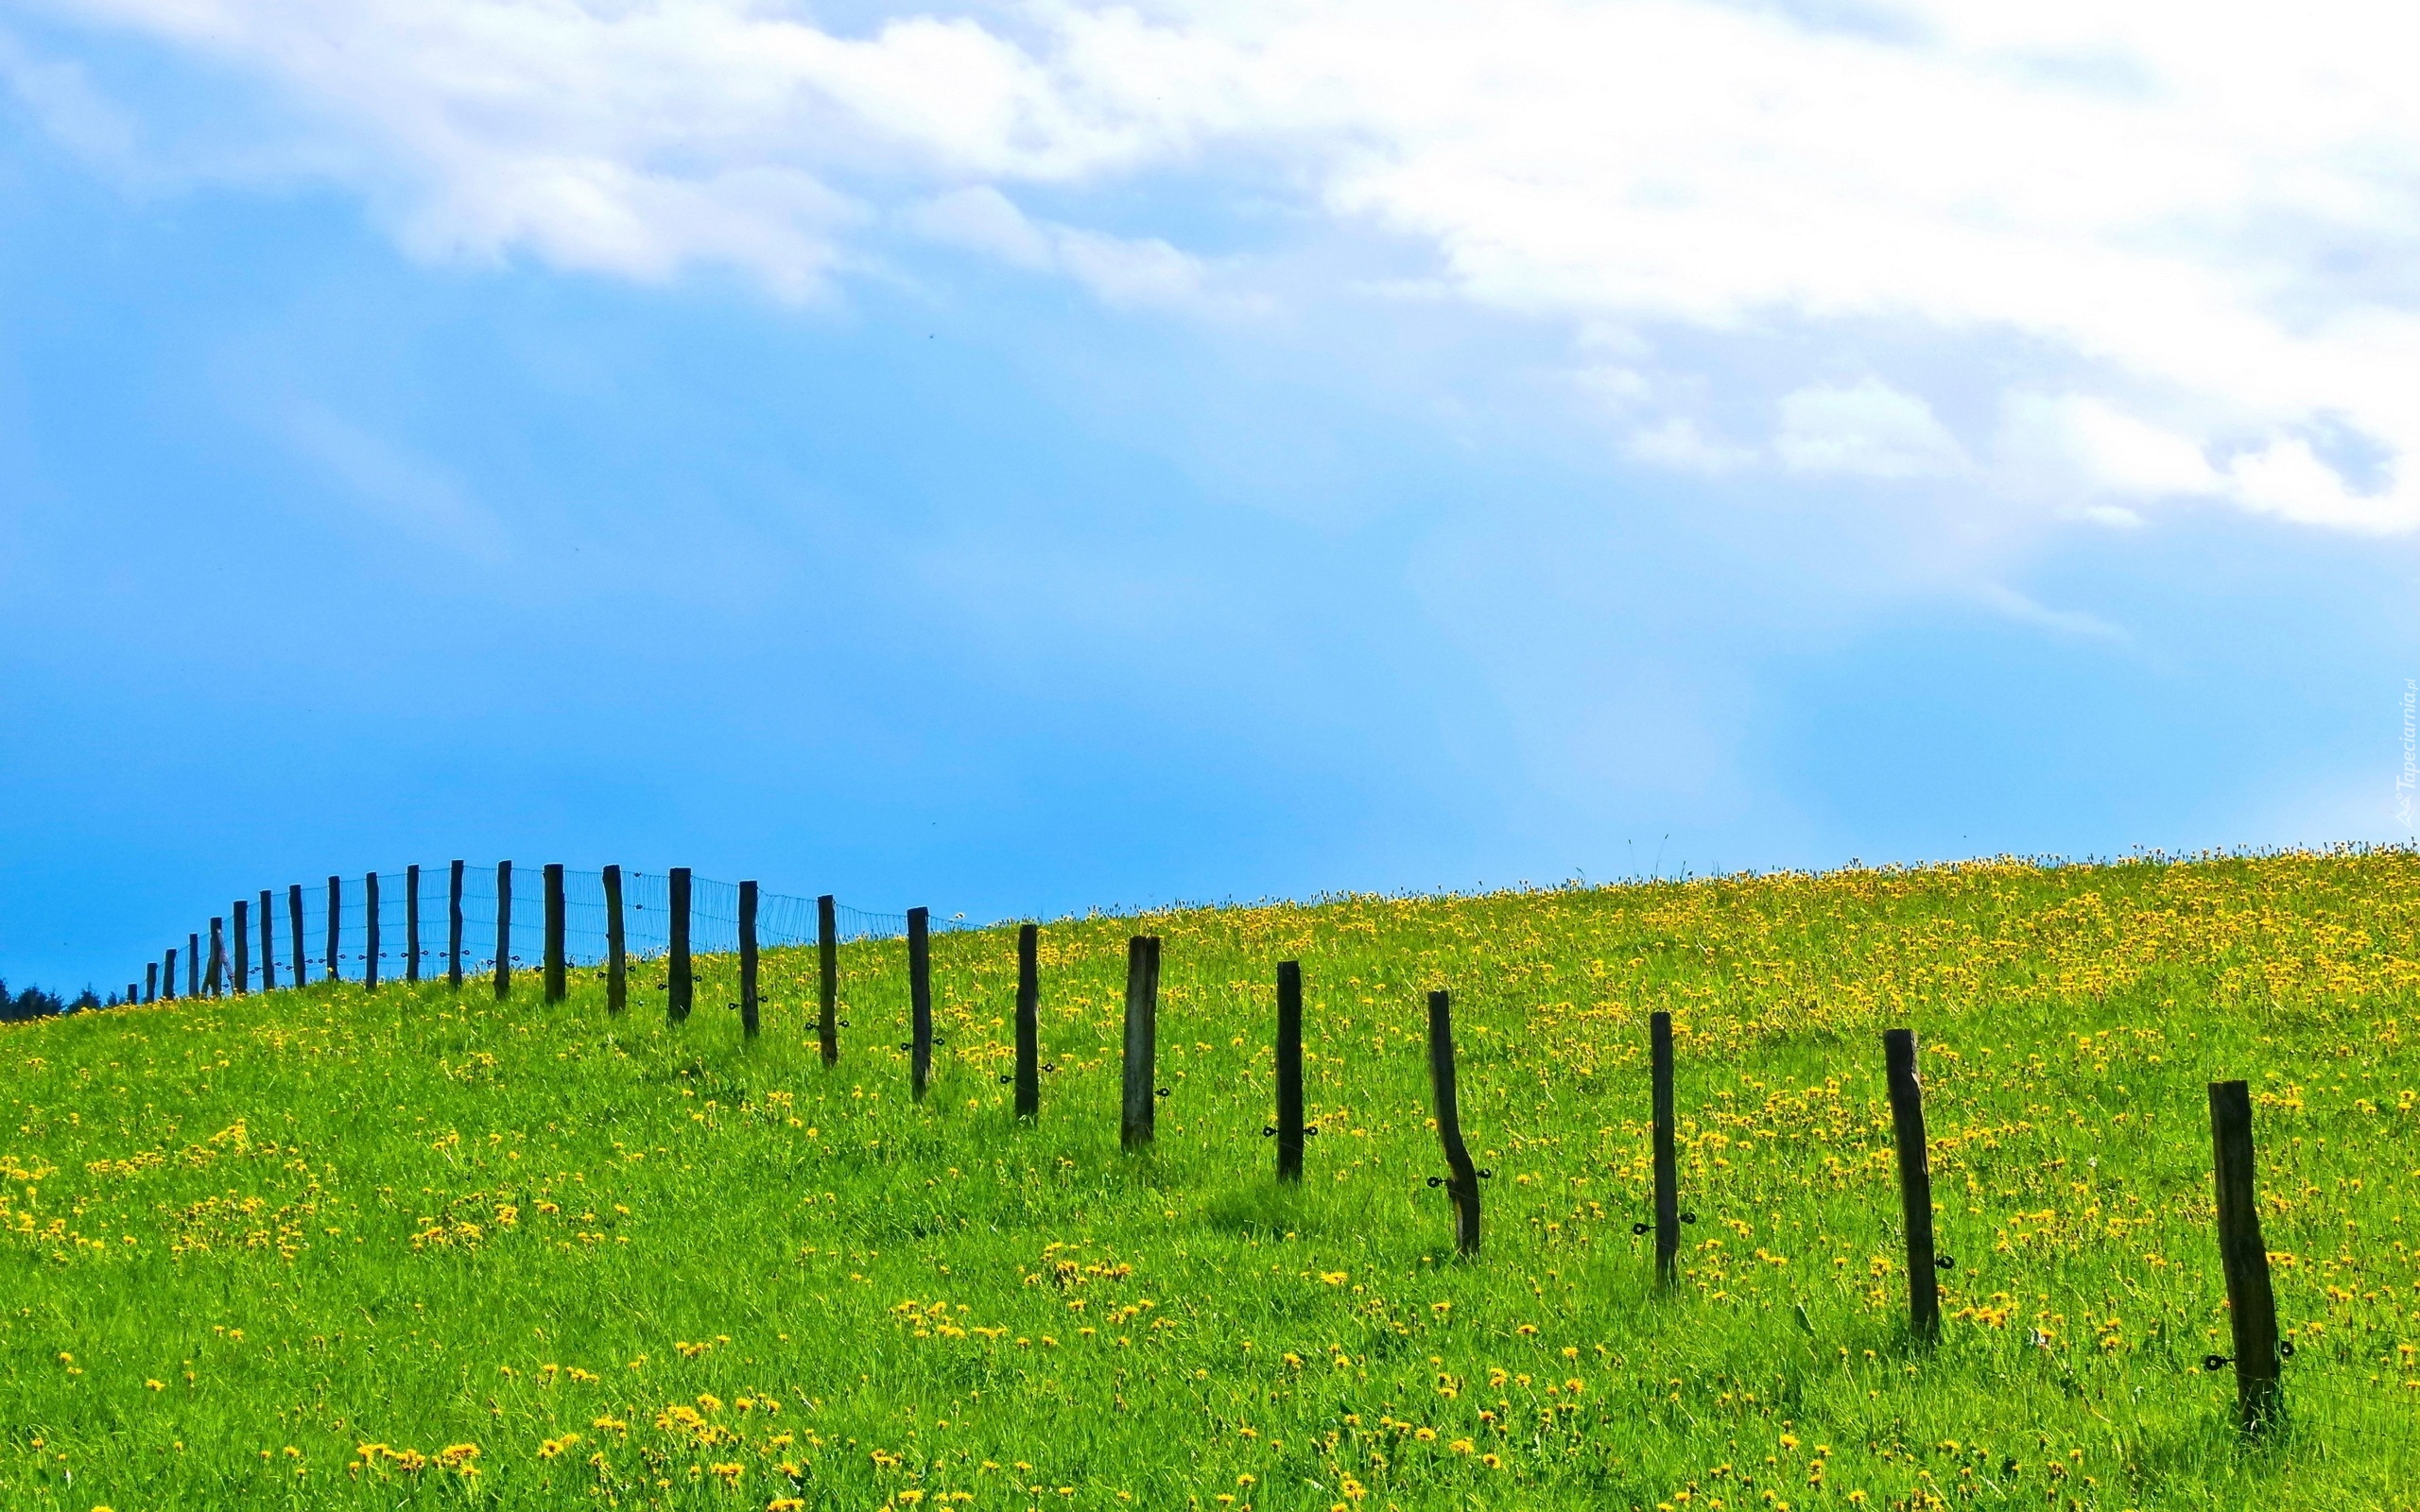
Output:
[{"left": 4, "top": 851, "right": 2418, "bottom": 1511}]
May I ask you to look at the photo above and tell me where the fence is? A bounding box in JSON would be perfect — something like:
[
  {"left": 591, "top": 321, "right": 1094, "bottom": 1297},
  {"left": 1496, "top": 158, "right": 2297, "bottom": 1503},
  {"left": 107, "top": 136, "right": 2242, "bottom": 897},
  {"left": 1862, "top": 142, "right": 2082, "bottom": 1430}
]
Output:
[
  {"left": 105, "top": 870, "right": 2324, "bottom": 1440},
  {"left": 123, "top": 863, "right": 983, "bottom": 1011}
]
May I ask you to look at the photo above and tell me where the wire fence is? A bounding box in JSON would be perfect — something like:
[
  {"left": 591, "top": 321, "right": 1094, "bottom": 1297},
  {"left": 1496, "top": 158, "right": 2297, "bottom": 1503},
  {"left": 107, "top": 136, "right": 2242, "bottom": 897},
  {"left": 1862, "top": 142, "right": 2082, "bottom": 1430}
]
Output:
[{"left": 133, "top": 865, "right": 989, "bottom": 1000}]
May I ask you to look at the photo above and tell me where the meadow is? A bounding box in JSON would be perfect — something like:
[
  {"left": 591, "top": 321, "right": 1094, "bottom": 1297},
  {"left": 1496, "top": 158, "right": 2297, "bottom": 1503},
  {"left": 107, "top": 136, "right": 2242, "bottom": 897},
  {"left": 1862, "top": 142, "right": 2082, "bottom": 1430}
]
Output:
[{"left": 3, "top": 850, "right": 2417, "bottom": 1510}]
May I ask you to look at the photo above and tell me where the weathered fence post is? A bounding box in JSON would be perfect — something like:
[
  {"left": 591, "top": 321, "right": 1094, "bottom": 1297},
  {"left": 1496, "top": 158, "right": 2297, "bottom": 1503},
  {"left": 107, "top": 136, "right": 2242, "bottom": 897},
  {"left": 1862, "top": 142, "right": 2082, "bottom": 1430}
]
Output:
[
  {"left": 288, "top": 885, "right": 304, "bottom": 988},
  {"left": 493, "top": 861, "right": 512, "bottom": 1000},
  {"left": 1651, "top": 1010, "right": 1680, "bottom": 1288},
  {"left": 232, "top": 900, "right": 250, "bottom": 996},
  {"left": 325, "top": 876, "right": 341, "bottom": 982},
  {"left": 2208, "top": 1080, "right": 2284, "bottom": 1434},
  {"left": 603, "top": 865, "right": 627, "bottom": 1014},
  {"left": 158, "top": 954, "right": 172, "bottom": 1002},
  {"left": 364, "top": 873, "right": 381, "bottom": 991},
  {"left": 406, "top": 866, "right": 421, "bottom": 984},
  {"left": 739, "top": 880, "right": 760, "bottom": 1037},
  {"left": 187, "top": 934, "right": 199, "bottom": 997},
  {"left": 1428, "top": 989, "right": 1480, "bottom": 1257},
  {"left": 207, "top": 917, "right": 225, "bottom": 997},
  {"left": 1883, "top": 1028, "right": 1942, "bottom": 1342},
  {"left": 146, "top": 962, "right": 159, "bottom": 1003},
  {"left": 667, "top": 868, "right": 692, "bottom": 1022},
  {"left": 544, "top": 863, "right": 567, "bottom": 1004},
  {"left": 447, "top": 861, "right": 464, "bottom": 989},
  {"left": 257, "top": 892, "right": 274, "bottom": 991},
  {"left": 1276, "top": 961, "right": 1305, "bottom": 1182},
  {"left": 817, "top": 894, "right": 838, "bottom": 1065},
  {"left": 1014, "top": 923, "right": 1040, "bottom": 1118},
  {"left": 1121, "top": 936, "right": 1161, "bottom": 1150},
  {"left": 908, "top": 906, "right": 931, "bottom": 1099}
]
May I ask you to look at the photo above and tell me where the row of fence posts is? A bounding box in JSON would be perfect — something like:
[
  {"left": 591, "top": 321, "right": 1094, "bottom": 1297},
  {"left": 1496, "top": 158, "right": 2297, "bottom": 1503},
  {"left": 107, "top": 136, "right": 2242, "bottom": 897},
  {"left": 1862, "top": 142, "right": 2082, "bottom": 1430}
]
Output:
[
  {"left": 141, "top": 865, "right": 751, "bottom": 1022},
  {"left": 127, "top": 875, "right": 2290, "bottom": 1435}
]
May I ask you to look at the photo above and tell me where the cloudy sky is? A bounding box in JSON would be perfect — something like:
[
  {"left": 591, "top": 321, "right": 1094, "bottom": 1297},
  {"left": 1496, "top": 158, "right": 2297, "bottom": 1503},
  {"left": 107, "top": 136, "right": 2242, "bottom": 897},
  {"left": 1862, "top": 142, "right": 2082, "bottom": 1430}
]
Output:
[{"left": 6, "top": 0, "right": 2417, "bottom": 986}]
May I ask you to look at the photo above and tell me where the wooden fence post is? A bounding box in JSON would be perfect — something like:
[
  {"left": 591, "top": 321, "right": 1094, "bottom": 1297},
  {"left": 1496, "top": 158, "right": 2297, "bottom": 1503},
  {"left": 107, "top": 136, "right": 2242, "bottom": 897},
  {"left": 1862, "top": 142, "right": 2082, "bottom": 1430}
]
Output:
[
  {"left": 1883, "top": 1029, "right": 1942, "bottom": 1342},
  {"left": 1121, "top": 936, "right": 1161, "bottom": 1150},
  {"left": 603, "top": 865, "right": 627, "bottom": 1014},
  {"left": 257, "top": 891, "right": 275, "bottom": 991},
  {"left": 147, "top": 961, "right": 159, "bottom": 1004},
  {"left": 159, "top": 954, "right": 173, "bottom": 1002},
  {"left": 1651, "top": 1010, "right": 1681, "bottom": 1288},
  {"left": 544, "top": 863, "right": 567, "bottom": 1004},
  {"left": 187, "top": 934, "right": 199, "bottom": 997},
  {"left": 406, "top": 866, "right": 421, "bottom": 984},
  {"left": 232, "top": 900, "right": 250, "bottom": 996},
  {"left": 1427, "top": 990, "right": 1480, "bottom": 1257},
  {"left": 667, "top": 868, "right": 692, "bottom": 1022},
  {"left": 207, "top": 917, "right": 225, "bottom": 997},
  {"left": 447, "top": 861, "right": 464, "bottom": 989},
  {"left": 1275, "top": 961, "right": 1305, "bottom": 1182},
  {"left": 493, "top": 861, "right": 512, "bottom": 1000},
  {"left": 2208, "top": 1080, "right": 2285, "bottom": 1434},
  {"left": 908, "top": 906, "right": 931, "bottom": 1100},
  {"left": 817, "top": 894, "right": 838, "bottom": 1065},
  {"left": 739, "top": 880, "right": 761, "bottom": 1038},
  {"left": 288, "top": 885, "right": 304, "bottom": 988},
  {"left": 325, "top": 876, "right": 341, "bottom": 982},
  {"left": 365, "top": 873, "right": 381, "bottom": 991},
  {"left": 663, "top": 866, "right": 692, "bottom": 1021},
  {"left": 1014, "top": 923, "right": 1040, "bottom": 1118}
]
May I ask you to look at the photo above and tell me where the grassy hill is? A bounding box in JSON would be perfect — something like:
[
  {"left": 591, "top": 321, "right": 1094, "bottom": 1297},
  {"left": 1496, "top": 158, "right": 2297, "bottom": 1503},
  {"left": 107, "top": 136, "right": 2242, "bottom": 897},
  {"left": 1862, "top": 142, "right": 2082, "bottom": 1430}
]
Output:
[{"left": 4, "top": 851, "right": 2417, "bottom": 1510}]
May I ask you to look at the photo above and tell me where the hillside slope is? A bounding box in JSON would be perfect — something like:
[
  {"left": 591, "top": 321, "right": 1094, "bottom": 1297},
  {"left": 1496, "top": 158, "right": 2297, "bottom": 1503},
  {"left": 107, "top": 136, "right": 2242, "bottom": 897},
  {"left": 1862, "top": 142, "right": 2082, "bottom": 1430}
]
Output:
[{"left": 4, "top": 852, "right": 2417, "bottom": 1510}]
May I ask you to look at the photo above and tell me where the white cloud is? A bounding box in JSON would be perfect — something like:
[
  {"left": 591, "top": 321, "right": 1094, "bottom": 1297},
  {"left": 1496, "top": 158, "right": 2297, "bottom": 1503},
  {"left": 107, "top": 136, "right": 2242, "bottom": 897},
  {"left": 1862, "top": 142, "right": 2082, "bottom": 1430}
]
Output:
[
  {"left": 1997, "top": 394, "right": 2219, "bottom": 499},
  {"left": 22, "top": 0, "right": 2420, "bottom": 530},
  {"left": 1623, "top": 416, "right": 1754, "bottom": 474},
  {"left": 1776, "top": 380, "right": 1967, "bottom": 479},
  {"left": 903, "top": 184, "right": 1206, "bottom": 308}
]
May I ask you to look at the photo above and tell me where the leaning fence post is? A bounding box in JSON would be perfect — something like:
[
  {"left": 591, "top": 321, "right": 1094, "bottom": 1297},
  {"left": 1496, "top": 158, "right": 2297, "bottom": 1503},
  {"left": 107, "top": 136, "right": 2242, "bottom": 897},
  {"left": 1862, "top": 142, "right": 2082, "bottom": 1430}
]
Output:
[
  {"left": 544, "top": 863, "right": 567, "bottom": 1004},
  {"left": 207, "top": 917, "right": 225, "bottom": 998},
  {"left": 817, "top": 894, "right": 838, "bottom": 1065},
  {"left": 288, "top": 885, "right": 304, "bottom": 988},
  {"left": 1121, "top": 936, "right": 1161, "bottom": 1150},
  {"left": 1651, "top": 1010, "right": 1681, "bottom": 1288},
  {"left": 187, "top": 934, "right": 199, "bottom": 997},
  {"left": 908, "top": 906, "right": 931, "bottom": 1100},
  {"left": 667, "top": 868, "right": 692, "bottom": 1022},
  {"left": 2208, "top": 1080, "right": 2285, "bottom": 1434},
  {"left": 1276, "top": 961, "right": 1306, "bottom": 1181},
  {"left": 406, "top": 866, "right": 421, "bottom": 984},
  {"left": 493, "top": 861, "right": 512, "bottom": 1000},
  {"left": 325, "top": 876, "right": 341, "bottom": 982},
  {"left": 1427, "top": 990, "right": 1480, "bottom": 1257},
  {"left": 232, "top": 900, "right": 250, "bottom": 996},
  {"left": 603, "top": 865, "right": 627, "bottom": 1014},
  {"left": 1883, "top": 1029, "right": 1942, "bottom": 1342},
  {"left": 365, "top": 873, "right": 381, "bottom": 991},
  {"left": 1014, "top": 923, "right": 1040, "bottom": 1118},
  {"left": 447, "top": 861, "right": 464, "bottom": 989},
  {"left": 739, "top": 880, "right": 760, "bottom": 1037}
]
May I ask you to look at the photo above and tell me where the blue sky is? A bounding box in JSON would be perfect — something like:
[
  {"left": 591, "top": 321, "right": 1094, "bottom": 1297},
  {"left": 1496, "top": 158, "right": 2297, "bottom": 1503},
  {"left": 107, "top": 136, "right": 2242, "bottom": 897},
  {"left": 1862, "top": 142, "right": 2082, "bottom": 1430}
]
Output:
[{"left": 6, "top": 0, "right": 2419, "bottom": 989}]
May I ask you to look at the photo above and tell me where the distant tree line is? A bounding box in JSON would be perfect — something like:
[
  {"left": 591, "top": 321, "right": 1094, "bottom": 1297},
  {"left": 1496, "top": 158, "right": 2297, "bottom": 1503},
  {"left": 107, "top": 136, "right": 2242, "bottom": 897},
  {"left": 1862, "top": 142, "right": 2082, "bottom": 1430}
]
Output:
[{"left": 0, "top": 980, "right": 106, "bottom": 1022}]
